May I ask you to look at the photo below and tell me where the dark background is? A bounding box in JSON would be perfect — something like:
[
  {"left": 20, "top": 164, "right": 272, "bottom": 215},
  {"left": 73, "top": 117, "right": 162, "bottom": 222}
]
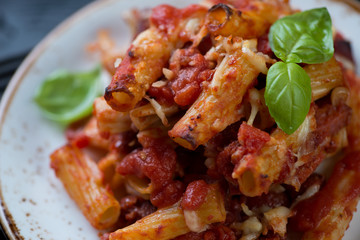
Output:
[
  {"left": 0, "top": 0, "right": 360, "bottom": 239},
  {"left": 0, "top": 0, "right": 94, "bottom": 100}
]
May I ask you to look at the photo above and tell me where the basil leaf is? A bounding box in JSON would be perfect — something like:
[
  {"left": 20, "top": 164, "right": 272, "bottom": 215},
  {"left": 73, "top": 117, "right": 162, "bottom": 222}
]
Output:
[
  {"left": 265, "top": 62, "right": 311, "bottom": 134},
  {"left": 269, "top": 8, "right": 333, "bottom": 64},
  {"left": 34, "top": 66, "right": 102, "bottom": 124}
]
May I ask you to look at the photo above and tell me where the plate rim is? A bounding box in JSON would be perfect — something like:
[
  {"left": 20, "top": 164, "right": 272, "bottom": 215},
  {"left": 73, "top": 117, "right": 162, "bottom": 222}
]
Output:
[
  {"left": 0, "top": 0, "right": 119, "bottom": 238},
  {"left": 0, "top": 0, "right": 359, "bottom": 239}
]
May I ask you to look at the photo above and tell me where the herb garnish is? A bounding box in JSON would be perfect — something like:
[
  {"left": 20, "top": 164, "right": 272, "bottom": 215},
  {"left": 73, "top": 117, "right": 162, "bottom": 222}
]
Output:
[
  {"left": 34, "top": 66, "right": 102, "bottom": 124},
  {"left": 265, "top": 8, "right": 334, "bottom": 134}
]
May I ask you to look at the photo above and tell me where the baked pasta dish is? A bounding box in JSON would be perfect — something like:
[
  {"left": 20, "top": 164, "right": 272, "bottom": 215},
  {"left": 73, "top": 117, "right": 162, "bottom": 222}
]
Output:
[{"left": 49, "top": 0, "right": 360, "bottom": 239}]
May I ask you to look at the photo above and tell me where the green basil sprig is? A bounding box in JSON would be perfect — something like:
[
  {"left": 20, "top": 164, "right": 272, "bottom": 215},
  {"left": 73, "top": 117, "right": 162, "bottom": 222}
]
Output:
[
  {"left": 269, "top": 8, "right": 333, "bottom": 64},
  {"left": 34, "top": 66, "right": 102, "bottom": 124},
  {"left": 265, "top": 8, "right": 333, "bottom": 134}
]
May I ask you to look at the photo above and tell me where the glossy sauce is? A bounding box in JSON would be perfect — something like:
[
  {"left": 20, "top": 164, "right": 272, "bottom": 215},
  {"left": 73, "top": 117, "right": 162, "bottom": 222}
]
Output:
[
  {"left": 116, "top": 137, "right": 183, "bottom": 208},
  {"left": 170, "top": 48, "right": 214, "bottom": 106},
  {"left": 237, "top": 122, "right": 270, "bottom": 154},
  {"left": 181, "top": 180, "right": 209, "bottom": 211},
  {"left": 150, "top": 4, "right": 206, "bottom": 35}
]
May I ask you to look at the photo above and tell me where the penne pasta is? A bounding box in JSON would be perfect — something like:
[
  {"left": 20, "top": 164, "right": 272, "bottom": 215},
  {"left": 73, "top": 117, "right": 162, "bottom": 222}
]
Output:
[
  {"left": 83, "top": 117, "right": 110, "bottom": 150},
  {"left": 50, "top": 144, "right": 120, "bottom": 230},
  {"left": 109, "top": 202, "right": 188, "bottom": 240},
  {"left": 109, "top": 183, "right": 225, "bottom": 240},
  {"left": 182, "top": 182, "right": 226, "bottom": 232},
  {"left": 204, "top": 0, "right": 292, "bottom": 38},
  {"left": 169, "top": 38, "right": 268, "bottom": 150},
  {"left": 305, "top": 57, "right": 344, "bottom": 101},
  {"left": 104, "top": 5, "right": 208, "bottom": 112},
  {"left": 205, "top": 3, "right": 269, "bottom": 38},
  {"left": 93, "top": 97, "right": 132, "bottom": 138},
  {"left": 232, "top": 102, "right": 351, "bottom": 196},
  {"left": 130, "top": 102, "right": 179, "bottom": 131}
]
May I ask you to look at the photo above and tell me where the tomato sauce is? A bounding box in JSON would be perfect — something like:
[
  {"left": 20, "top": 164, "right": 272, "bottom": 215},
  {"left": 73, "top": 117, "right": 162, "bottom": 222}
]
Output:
[
  {"left": 147, "top": 83, "right": 175, "bottom": 106},
  {"left": 151, "top": 180, "right": 185, "bottom": 209},
  {"left": 169, "top": 48, "right": 214, "bottom": 106},
  {"left": 72, "top": 134, "right": 90, "bottom": 149},
  {"left": 150, "top": 4, "right": 207, "bottom": 35},
  {"left": 150, "top": 5, "right": 179, "bottom": 34},
  {"left": 257, "top": 33, "right": 273, "bottom": 57},
  {"left": 147, "top": 47, "right": 214, "bottom": 107},
  {"left": 246, "top": 191, "right": 290, "bottom": 210},
  {"left": 116, "top": 142, "right": 176, "bottom": 187},
  {"left": 181, "top": 180, "right": 209, "bottom": 211},
  {"left": 215, "top": 123, "right": 270, "bottom": 186},
  {"left": 237, "top": 122, "right": 270, "bottom": 154},
  {"left": 116, "top": 137, "right": 184, "bottom": 208},
  {"left": 216, "top": 141, "right": 241, "bottom": 186},
  {"left": 109, "top": 131, "right": 138, "bottom": 155},
  {"left": 118, "top": 195, "right": 156, "bottom": 225},
  {"left": 65, "top": 119, "right": 91, "bottom": 148}
]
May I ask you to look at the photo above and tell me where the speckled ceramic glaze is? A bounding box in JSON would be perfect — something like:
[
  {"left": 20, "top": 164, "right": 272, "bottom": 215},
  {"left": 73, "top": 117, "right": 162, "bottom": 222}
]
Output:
[{"left": 0, "top": 0, "right": 359, "bottom": 239}]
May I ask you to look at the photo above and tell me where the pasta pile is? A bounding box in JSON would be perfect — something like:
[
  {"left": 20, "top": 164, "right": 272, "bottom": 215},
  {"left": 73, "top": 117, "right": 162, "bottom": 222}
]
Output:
[{"left": 50, "top": 0, "right": 360, "bottom": 239}]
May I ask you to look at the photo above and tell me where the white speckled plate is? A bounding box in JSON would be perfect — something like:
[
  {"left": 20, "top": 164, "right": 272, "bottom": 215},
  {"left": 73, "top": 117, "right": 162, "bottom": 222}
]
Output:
[{"left": 0, "top": 0, "right": 359, "bottom": 239}]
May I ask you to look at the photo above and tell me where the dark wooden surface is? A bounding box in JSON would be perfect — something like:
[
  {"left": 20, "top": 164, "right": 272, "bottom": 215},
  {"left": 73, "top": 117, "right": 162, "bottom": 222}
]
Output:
[{"left": 0, "top": 0, "right": 94, "bottom": 100}]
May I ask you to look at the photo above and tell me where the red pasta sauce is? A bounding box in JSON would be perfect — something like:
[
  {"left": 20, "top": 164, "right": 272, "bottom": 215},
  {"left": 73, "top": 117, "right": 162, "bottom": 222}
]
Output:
[
  {"left": 150, "top": 4, "right": 207, "bottom": 36},
  {"left": 181, "top": 180, "right": 209, "bottom": 211},
  {"left": 169, "top": 48, "right": 214, "bottom": 106},
  {"left": 116, "top": 136, "right": 184, "bottom": 208}
]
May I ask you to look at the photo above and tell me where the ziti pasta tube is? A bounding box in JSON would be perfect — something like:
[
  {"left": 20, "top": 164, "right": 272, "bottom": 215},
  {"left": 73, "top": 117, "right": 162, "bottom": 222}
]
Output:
[
  {"left": 306, "top": 57, "right": 344, "bottom": 101},
  {"left": 169, "top": 38, "right": 268, "bottom": 150},
  {"left": 109, "top": 183, "right": 225, "bottom": 240},
  {"left": 93, "top": 97, "right": 132, "bottom": 137},
  {"left": 205, "top": 3, "right": 269, "bottom": 38},
  {"left": 204, "top": 0, "right": 292, "bottom": 38},
  {"left": 232, "top": 102, "right": 350, "bottom": 196},
  {"left": 50, "top": 144, "right": 120, "bottom": 230},
  {"left": 104, "top": 5, "right": 207, "bottom": 112}
]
